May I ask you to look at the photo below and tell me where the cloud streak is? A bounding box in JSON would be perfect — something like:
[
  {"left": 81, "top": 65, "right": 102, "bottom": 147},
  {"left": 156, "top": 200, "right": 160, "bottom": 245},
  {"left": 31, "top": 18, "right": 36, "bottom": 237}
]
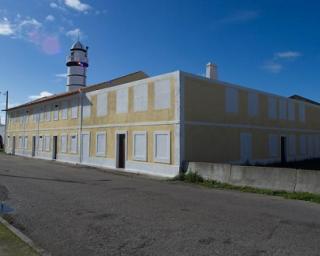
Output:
[
  {"left": 28, "top": 91, "right": 53, "bottom": 100},
  {"left": 274, "top": 51, "right": 302, "bottom": 60}
]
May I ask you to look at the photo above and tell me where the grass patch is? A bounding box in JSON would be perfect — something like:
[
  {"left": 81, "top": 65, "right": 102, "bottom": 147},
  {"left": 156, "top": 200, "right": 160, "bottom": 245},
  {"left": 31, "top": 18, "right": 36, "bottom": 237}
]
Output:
[
  {"left": 174, "top": 172, "right": 320, "bottom": 204},
  {"left": 0, "top": 222, "right": 38, "bottom": 256}
]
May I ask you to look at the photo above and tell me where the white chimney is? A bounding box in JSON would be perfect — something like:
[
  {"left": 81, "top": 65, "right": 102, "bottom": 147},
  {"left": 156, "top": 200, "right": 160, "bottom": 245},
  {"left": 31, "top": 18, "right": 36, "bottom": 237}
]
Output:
[{"left": 206, "top": 62, "right": 218, "bottom": 80}]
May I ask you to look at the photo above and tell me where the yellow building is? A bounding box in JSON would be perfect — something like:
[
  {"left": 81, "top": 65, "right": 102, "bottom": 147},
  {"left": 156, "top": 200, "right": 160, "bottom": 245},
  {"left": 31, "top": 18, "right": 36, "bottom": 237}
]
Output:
[{"left": 5, "top": 42, "right": 320, "bottom": 177}]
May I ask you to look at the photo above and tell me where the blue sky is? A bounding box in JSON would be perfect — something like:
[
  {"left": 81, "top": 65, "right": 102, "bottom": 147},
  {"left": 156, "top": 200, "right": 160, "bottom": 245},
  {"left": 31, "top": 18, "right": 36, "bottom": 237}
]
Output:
[{"left": 1, "top": 0, "right": 320, "bottom": 123}]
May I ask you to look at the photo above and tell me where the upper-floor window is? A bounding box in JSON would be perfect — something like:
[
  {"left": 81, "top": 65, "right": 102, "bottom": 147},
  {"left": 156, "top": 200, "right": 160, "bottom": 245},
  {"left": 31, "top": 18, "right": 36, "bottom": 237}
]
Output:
[
  {"left": 248, "top": 92, "right": 258, "bottom": 117},
  {"left": 225, "top": 87, "right": 238, "bottom": 113},
  {"left": 83, "top": 95, "right": 92, "bottom": 118},
  {"left": 116, "top": 88, "right": 128, "bottom": 113},
  {"left": 61, "top": 101, "right": 68, "bottom": 120},
  {"left": 134, "top": 83, "right": 148, "bottom": 112},
  {"left": 45, "top": 106, "right": 51, "bottom": 121},
  {"left": 154, "top": 79, "right": 170, "bottom": 110},
  {"left": 299, "top": 103, "right": 305, "bottom": 122},
  {"left": 268, "top": 96, "right": 277, "bottom": 120},
  {"left": 279, "top": 99, "right": 287, "bottom": 120},
  {"left": 53, "top": 104, "right": 59, "bottom": 121},
  {"left": 96, "top": 93, "right": 107, "bottom": 117},
  {"left": 71, "top": 99, "right": 78, "bottom": 119},
  {"left": 288, "top": 101, "right": 295, "bottom": 121}
]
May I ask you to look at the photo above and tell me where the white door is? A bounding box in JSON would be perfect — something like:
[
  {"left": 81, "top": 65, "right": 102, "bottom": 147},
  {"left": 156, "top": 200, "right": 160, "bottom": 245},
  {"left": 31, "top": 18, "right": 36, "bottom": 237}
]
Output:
[
  {"left": 240, "top": 133, "right": 252, "bottom": 164},
  {"left": 81, "top": 134, "right": 90, "bottom": 163}
]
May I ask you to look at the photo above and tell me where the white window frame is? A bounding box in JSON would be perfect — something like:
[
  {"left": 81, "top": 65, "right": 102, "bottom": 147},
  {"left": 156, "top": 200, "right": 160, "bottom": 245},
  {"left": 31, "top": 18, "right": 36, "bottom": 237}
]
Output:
[
  {"left": 268, "top": 134, "right": 278, "bottom": 158},
  {"left": 45, "top": 106, "right": 51, "bottom": 121},
  {"left": 154, "top": 79, "right": 171, "bottom": 110},
  {"left": 225, "top": 87, "right": 238, "bottom": 113},
  {"left": 83, "top": 95, "right": 92, "bottom": 118},
  {"left": 268, "top": 97, "right": 277, "bottom": 120},
  {"left": 96, "top": 132, "right": 106, "bottom": 157},
  {"left": 153, "top": 131, "right": 171, "bottom": 164},
  {"left": 133, "top": 83, "right": 148, "bottom": 112},
  {"left": 288, "top": 101, "right": 295, "bottom": 121},
  {"left": 96, "top": 93, "right": 108, "bottom": 117},
  {"left": 300, "top": 135, "right": 307, "bottom": 156},
  {"left": 279, "top": 98, "right": 287, "bottom": 120},
  {"left": 24, "top": 136, "right": 28, "bottom": 150},
  {"left": 53, "top": 104, "right": 59, "bottom": 121},
  {"left": 60, "top": 134, "right": 68, "bottom": 153},
  {"left": 132, "top": 131, "right": 147, "bottom": 161},
  {"left": 69, "top": 134, "right": 78, "bottom": 154},
  {"left": 71, "top": 99, "right": 78, "bottom": 119},
  {"left": 44, "top": 136, "right": 50, "bottom": 152},
  {"left": 116, "top": 88, "right": 128, "bottom": 113},
  {"left": 299, "top": 103, "right": 305, "bottom": 122},
  {"left": 248, "top": 92, "right": 259, "bottom": 117},
  {"left": 61, "top": 101, "right": 68, "bottom": 120}
]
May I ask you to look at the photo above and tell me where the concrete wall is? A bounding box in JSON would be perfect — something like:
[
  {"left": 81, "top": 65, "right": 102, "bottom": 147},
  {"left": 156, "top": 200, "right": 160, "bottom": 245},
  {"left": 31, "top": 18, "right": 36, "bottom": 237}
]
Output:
[{"left": 187, "top": 162, "right": 320, "bottom": 194}]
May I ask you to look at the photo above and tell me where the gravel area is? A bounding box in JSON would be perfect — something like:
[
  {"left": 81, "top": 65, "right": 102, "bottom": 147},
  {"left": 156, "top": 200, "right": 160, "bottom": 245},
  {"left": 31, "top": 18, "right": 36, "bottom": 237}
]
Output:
[{"left": 1, "top": 154, "right": 320, "bottom": 256}]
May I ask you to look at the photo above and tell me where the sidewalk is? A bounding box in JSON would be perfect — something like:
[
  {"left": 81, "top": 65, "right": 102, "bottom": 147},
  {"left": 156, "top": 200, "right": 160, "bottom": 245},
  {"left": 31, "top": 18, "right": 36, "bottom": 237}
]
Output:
[{"left": 0, "top": 222, "right": 38, "bottom": 256}]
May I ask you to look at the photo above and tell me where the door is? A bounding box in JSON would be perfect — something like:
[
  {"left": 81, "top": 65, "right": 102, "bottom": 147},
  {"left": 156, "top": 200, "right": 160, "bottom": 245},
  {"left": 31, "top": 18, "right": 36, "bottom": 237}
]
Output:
[
  {"left": 12, "top": 136, "right": 15, "bottom": 155},
  {"left": 81, "top": 134, "right": 90, "bottom": 163},
  {"left": 116, "top": 134, "right": 126, "bottom": 168},
  {"left": 281, "top": 136, "right": 287, "bottom": 164},
  {"left": 52, "top": 136, "right": 58, "bottom": 160},
  {"left": 32, "top": 136, "right": 36, "bottom": 157}
]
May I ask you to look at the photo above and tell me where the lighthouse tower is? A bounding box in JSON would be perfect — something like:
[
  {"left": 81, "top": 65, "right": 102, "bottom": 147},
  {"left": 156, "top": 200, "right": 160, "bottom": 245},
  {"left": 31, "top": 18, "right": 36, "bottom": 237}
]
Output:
[{"left": 66, "top": 40, "right": 89, "bottom": 92}]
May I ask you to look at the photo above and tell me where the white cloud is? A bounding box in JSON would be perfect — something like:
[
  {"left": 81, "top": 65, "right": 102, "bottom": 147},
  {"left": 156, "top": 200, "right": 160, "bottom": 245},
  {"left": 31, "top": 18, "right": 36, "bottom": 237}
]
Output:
[
  {"left": 219, "top": 10, "right": 259, "bottom": 25},
  {"left": 274, "top": 51, "right": 302, "bottom": 60},
  {"left": 0, "top": 18, "right": 14, "bottom": 35},
  {"left": 50, "top": 2, "right": 58, "bottom": 8},
  {"left": 262, "top": 62, "right": 283, "bottom": 74},
  {"left": 55, "top": 73, "right": 67, "bottom": 78},
  {"left": 64, "top": 0, "right": 91, "bottom": 12},
  {"left": 45, "top": 15, "right": 55, "bottom": 22},
  {"left": 28, "top": 91, "right": 53, "bottom": 100},
  {"left": 66, "top": 28, "right": 82, "bottom": 40}
]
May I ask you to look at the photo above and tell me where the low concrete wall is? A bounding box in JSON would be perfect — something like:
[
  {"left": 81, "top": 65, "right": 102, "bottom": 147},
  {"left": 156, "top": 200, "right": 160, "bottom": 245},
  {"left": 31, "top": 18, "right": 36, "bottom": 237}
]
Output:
[{"left": 187, "top": 162, "right": 320, "bottom": 194}]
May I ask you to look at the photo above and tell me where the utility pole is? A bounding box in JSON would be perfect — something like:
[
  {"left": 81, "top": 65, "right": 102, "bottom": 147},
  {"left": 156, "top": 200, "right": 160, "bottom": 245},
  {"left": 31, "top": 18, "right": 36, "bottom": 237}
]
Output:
[{"left": 1, "top": 91, "right": 9, "bottom": 150}]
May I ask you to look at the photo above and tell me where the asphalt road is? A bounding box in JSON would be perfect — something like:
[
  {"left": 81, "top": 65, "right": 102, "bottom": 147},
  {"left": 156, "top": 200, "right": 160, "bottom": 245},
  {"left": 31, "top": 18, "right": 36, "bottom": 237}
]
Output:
[{"left": 0, "top": 154, "right": 320, "bottom": 256}]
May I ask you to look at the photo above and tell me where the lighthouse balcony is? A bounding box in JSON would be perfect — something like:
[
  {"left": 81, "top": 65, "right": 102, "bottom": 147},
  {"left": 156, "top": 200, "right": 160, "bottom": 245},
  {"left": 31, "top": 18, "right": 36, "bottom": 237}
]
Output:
[{"left": 66, "top": 56, "right": 89, "bottom": 65}]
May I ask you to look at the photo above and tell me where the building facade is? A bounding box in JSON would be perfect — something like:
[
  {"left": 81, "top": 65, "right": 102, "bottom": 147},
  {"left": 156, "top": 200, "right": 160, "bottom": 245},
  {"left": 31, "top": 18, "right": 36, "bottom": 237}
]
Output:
[{"left": 5, "top": 42, "right": 320, "bottom": 177}]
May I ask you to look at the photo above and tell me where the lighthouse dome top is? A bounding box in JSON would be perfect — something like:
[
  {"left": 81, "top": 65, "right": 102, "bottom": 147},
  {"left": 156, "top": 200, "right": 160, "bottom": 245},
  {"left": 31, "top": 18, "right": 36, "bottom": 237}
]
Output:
[{"left": 71, "top": 41, "right": 86, "bottom": 51}]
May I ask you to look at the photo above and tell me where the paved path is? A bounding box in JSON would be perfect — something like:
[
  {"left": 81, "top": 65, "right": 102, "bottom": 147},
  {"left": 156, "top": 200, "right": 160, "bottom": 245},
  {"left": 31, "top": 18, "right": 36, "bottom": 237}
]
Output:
[{"left": 0, "top": 154, "right": 320, "bottom": 256}]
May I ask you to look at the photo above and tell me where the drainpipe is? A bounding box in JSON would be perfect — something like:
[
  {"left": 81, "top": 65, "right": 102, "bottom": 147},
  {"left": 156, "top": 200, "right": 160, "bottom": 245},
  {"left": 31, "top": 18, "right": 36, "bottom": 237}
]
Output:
[
  {"left": 79, "top": 90, "right": 84, "bottom": 163},
  {"left": 4, "top": 91, "right": 8, "bottom": 152}
]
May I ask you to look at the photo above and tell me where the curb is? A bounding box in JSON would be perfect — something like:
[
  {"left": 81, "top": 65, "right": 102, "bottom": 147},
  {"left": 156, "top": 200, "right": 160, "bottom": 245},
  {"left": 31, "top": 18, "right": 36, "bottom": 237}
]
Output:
[{"left": 0, "top": 216, "right": 50, "bottom": 256}]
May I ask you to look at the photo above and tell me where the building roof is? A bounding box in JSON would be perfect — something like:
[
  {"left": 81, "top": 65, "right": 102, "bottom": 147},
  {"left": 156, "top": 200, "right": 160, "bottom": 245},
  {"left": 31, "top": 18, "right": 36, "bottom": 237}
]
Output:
[
  {"left": 289, "top": 95, "right": 320, "bottom": 106},
  {"left": 6, "top": 71, "right": 148, "bottom": 112}
]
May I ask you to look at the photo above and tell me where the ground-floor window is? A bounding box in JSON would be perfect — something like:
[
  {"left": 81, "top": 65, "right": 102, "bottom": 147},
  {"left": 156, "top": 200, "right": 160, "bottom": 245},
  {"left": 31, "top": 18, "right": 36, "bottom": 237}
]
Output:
[
  {"left": 96, "top": 132, "right": 106, "bottom": 157},
  {"left": 44, "top": 136, "right": 50, "bottom": 151},
  {"left": 240, "top": 133, "right": 252, "bottom": 163},
  {"left": 61, "top": 135, "right": 67, "bottom": 153},
  {"left": 153, "top": 131, "right": 170, "bottom": 163},
  {"left": 70, "top": 134, "right": 78, "bottom": 153},
  {"left": 133, "top": 131, "right": 147, "bottom": 161}
]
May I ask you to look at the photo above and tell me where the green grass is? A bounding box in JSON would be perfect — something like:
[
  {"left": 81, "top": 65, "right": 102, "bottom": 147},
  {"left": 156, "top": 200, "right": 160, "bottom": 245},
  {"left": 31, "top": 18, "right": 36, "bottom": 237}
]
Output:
[
  {"left": 174, "top": 172, "right": 320, "bottom": 204},
  {"left": 0, "top": 223, "right": 38, "bottom": 256}
]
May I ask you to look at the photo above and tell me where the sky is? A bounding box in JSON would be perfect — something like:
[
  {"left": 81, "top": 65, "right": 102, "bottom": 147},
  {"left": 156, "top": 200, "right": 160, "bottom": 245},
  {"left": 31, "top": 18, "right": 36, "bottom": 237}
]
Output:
[{"left": 1, "top": 0, "right": 320, "bottom": 123}]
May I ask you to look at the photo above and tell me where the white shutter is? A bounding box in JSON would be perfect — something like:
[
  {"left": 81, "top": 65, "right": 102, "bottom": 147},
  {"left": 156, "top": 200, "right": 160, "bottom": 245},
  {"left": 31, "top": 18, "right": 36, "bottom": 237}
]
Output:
[
  {"left": 300, "top": 135, "right": 306, "bottom": 155},
  {"left": 288, "top": 135, "right": 296, "bottom": 156},
  {"left": 288, "top": 101, "right": 295, "bottom": 121},
  {"left": 279, "top": 99, "right": 287, "bottom": 120},
  {"left": 240, "top": 133, "right": 252, "bottom": 163},
  {"left": 154, "top": 131, "right": 170, "bottom": 163},
  {"left": 96, "top": 133, "right": 106, "bottom": 156},
  {"left": 83, "top": 95, "right": 92, "bottom": 118},
  {"left": 268, "top": 97, "right": 277, "bottom": 119},
  {"left": 299, "top": 103, "right": 305, "bottom": 122},
  {"left": 133, "top": 132, "right": 147, "bottom": 161},
  {"left": 134, "top": 84, "right": 148, "bottom": 112},
  {"left": 116, "top": 88, "right": 128, "bottom": 113},
  {"left": 154, "top": 80, "right": 170, "bottom": 110},
  {"left": 61, "top": 135, "right": 67, "bottom": 153},
  {"left": 96, "top": 93, "right": 107, "bottom": 116},
  {"left": 61, "top": 101, "right": 68, "bottom": 120},
  {"left": 225, "top": 87, "right": 238, "bottom": 113},
  {"left": 248, "top": 92, "right": 258, "bottom": 117},
  {"left": 71, "top": 99, "right": 78, "bottom": 119},
  {"left": 70, "top": 135, "right": 78, "bottom": 153}
]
